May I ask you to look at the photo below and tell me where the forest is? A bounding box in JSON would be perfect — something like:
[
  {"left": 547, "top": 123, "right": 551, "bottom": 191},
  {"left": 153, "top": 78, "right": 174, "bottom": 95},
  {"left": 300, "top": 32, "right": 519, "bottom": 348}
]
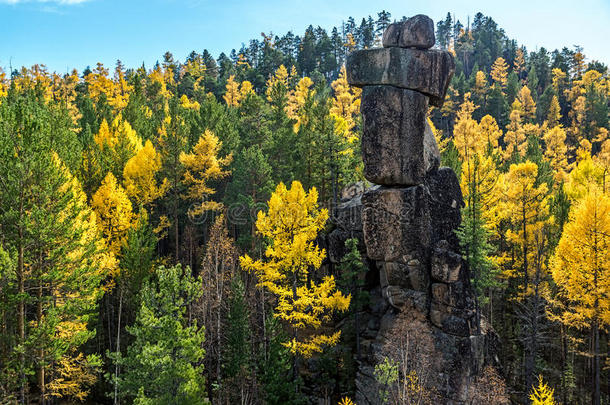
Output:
[{"left": 0, "top": 9, "right": 609, "bottom": 405}]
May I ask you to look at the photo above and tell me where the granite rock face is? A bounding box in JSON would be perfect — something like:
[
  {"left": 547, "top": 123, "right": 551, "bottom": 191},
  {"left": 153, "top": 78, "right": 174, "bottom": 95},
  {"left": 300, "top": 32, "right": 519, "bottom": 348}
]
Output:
[
  {"left": 361, "top": 185, "right": 431, "bottom": 263},
  {"left": 339, "top": 14, "right": 499, "bottom": 405},
  {"left": 361, "top": 86, "right": 428, "bottom": 185},
  {"left": 346, "top": 47, "right": 455, "bottom": 107},
  {"left": 382, "top": 14, "right": 435, "bottom": 49}
]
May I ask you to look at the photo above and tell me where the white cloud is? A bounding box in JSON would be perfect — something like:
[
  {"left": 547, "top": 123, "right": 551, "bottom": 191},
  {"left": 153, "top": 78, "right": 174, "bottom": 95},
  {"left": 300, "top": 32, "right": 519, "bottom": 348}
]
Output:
[{"left": 0, "top": 0, "right": 90, "bottom": 4}]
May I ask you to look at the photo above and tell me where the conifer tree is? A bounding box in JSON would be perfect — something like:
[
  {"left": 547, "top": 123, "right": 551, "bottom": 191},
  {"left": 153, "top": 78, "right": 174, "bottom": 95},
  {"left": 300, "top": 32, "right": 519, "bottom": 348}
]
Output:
[
  {"left": 240, "top": 181, "right": 350, "bottom": 360},
  {"left": 551, "top": 191, "right": 610, "bottom": 405},
  {"left": 0, "top": 89, "right": 113, "bottom": 402},
  {"left": 113, "top": 264, "right": 207, "bottom": 405},
  {"left": 223, "top": 277, "right": 253, "bottom": 403},
  {"left": 530, "top": 375, "right": 558, "bottom": 405},
  {"left": 491, "top": 57, "right": 509, "bottom": 89},
  {"left": 180, "top": 129, "right": 232, "bottom": 216}
]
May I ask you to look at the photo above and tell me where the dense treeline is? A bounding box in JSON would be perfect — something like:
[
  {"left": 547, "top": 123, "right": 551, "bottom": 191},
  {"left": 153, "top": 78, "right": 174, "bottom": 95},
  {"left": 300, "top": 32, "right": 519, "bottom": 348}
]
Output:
[{"left": 0, "top": 9, "right": 608, "bottom": 405}]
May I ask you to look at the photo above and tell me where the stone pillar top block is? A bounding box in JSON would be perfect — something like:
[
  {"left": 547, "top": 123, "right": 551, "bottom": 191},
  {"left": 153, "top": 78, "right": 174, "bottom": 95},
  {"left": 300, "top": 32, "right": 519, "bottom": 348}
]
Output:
[
  {"left": 382, "top": 15, "right": 435, "bottom": 49},
  {"left": 346, "top": 47, "right": 455, "bottom": 107}
]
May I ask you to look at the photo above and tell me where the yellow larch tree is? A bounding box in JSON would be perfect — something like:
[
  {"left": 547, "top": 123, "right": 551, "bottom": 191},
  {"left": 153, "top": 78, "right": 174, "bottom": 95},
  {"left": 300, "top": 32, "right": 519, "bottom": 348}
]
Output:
[
  {"left": 85, "top": 62, "right": 131, "bottom": 112},
  {"left": 344, "top": 33, "right": 356, "bottom": 52},
  {"left": 223, "top": 75, "right": 241, "bottom": 107},
  {"left": 552, "top": 68, "right": 567, "bottom": 92},
  {"left": 453, "top": 93, "right": 482, "bottom": 159},
  {"left": 594, "top": 136, "right": 610, "bottom": 192},
  {"left": 41, "top": 155, "right": 116, "bottom": 401},
  {"left": 330, "top": 65, "right": 361, "bottom": 143},
  {"left": 504, "top": 106, "right": 527, "bottom": 161},
  {"left": 453, "top": 96, "right": 503, "bottom": 227},
  {"left": 184, "top": 54, "right": 207, "bottom": 91},
  {"left": 479, "top": 114, "right": 503, "bottom": 155},
  {"left": 266, "top": 64, "right": 291, "bottom": 110},
  {"left": 501, "top": 161, "right": 551, "bottom": 293},
  {"left": 550, "top": 191, "right": 610, "bottom": 405},
  {"left": 0, "top": 67, "right": 7, "bottom": 102},
  {"left": 239, "top": 80, "right": 254, "bottom": 99},
  {"left": 93, "top": 115, "right": 143, "bottom": 181},
  {"left": 529, "top": 375, "right": 559, "bottom": 405},
  {"left": 240, "top": 181, "right": 350, "bottom": 358},
  {"left": 91, "top": 172, "right": 135, "bottom": 257},
  {"left": 490, "top": 57, "right": 509, "bottom": 89},
  {"left": 518, "top": 86, "right": 537, "bottom": 123},
  {"left": 546, "top": 95, "right": 561, "bottom": 128},
  {"left": 572, "top": 48, "right": 586, "bottom": 79},
  {"left": 179, "top": 94, "right": 201, "bottom": 111},
  {"left": 112, "top": 61, "right": 133, "bottom": 111},
  {"left": 11, "top": 65, "right": 53, "bottom": 102},
  {"left": 513, "top": 48, "right": 526, "bottom": 77},
  {"left": 123, "top": 139, "right": 169, "bottom": 207},
  {"left": 286, "top": 76, "right": 315, "bottom": 133},
  {"left": 147, "top": 64, "right": 172, "bottom": 102},
  {"left": 179, "top": 129, "right": 232, "bottom": 216},
  {"left": 564, "top": 154, "right": 604, "bottom": 201},
  {"left": 543, "top": 126, "right": 569, "bottom": 183},
  {"left": 473, "top": 71, "right": 489, "bottom": 103}
]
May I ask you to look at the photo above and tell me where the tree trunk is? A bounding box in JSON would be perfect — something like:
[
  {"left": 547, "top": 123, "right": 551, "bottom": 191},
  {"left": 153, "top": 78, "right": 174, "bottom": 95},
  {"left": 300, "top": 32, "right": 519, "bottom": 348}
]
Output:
[
  {"left": 114, "top": 287, "right": 124, "bottom": 405},
  {"left": 38, "top": 280, "right": 45, "bottom": 405},
  {"left": 17, "top": 221, "right": 26, "bottom": 403},
  {"left": 592, "top": 320, "right": 600, "bottom": 405}
]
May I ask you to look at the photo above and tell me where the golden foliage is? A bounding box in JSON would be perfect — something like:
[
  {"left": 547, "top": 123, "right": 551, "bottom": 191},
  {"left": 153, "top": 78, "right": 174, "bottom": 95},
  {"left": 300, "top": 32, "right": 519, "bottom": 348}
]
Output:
[
  {"left": 91, "top": 172, "right": 134, "bottom": 256},
  {"left": 179, "top": 130, "right": 232, "bottom": 215},
  {"left": 286, "top": 76, "right": 315, "bottom": 133},
  {"left": 453, "top": 93, "right": 481, "bottom": 159},
  {"left": 240, "top": 181, "right": 350, "bottom": 357},
  {"left": 265, "top": 64, "right": 291, "bottom": 106},
  {"left": 47, "top": 353, "right": 100, "bottom": 402},
  {"left": 504, "top": 108, "right": 527, "bottom": 161},
  {"left": 501, "top": 161, "right": 551, "bottom": 285},
  {"left": 529, "top": 375, "right": 559, "bottom": 405},
  {"left": 551, "top": 191, "right": 610, "bottom": 330},
  {"left": 490, "top": 57, "right": 509, "bottom": 88},
  {"left": 330, "top": 65, "right": 361, "bottom": 143},
  {"left": 518, "top": 86, "right": 537, "bottom": 123},
  {"left": 546, "top": 95, "right": 561, "bottom": 128},
  {"left": 514, "top": 49, "right": 526, "bottom": 75},
  {"left": 543, "top": 126, "right": 569, "bottom": 183},
  {"left": 123, "top": 139, "right": 169, "bottom": 206},
  {"left": 565, "top": 154, "right": 604, "bottom": 201},
  {"left": 85, "top": 62, "right": 132, "bottom": 112}
]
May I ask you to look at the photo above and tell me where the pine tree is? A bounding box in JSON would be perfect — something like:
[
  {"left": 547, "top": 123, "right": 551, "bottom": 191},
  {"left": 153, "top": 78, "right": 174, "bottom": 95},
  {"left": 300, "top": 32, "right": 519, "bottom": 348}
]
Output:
[
  {"left": 223, "top": 277, "right": 253, "bottom": 403},
  {"left": 0, "top": 89, "right": 113, "bottom": 402},
  {"left": 259, "top": 317, "right": 305, "bottom": 405},
  {"left": 112, "top": 264, "right": 208, "bottom": 404}
]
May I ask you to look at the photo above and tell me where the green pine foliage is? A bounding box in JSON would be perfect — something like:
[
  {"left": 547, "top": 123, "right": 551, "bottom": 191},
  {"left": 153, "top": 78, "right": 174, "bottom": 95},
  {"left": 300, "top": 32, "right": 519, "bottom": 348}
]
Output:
[{"left": 111, "top": 264, "right": 207, "bottom": 405}]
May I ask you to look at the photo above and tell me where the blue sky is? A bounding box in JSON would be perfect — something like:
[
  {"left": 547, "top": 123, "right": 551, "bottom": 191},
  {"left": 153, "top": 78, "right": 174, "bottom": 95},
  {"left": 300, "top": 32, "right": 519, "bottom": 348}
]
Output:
[{"left": 1, "top": 0, "right": 609, "bottom": 74}]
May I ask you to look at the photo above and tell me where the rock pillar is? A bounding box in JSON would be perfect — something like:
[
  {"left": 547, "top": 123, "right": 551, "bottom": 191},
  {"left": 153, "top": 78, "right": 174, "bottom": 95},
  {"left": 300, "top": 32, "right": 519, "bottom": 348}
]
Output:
[{"left": 339, "top": 14, "right": 495, "bottom": 404}]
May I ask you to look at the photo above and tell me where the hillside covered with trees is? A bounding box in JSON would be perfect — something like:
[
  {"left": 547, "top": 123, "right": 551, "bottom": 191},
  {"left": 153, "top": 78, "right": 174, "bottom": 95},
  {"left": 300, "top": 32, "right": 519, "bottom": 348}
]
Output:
[{"left": 0, "top": 9, "right": 609, "bottom": 405}]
